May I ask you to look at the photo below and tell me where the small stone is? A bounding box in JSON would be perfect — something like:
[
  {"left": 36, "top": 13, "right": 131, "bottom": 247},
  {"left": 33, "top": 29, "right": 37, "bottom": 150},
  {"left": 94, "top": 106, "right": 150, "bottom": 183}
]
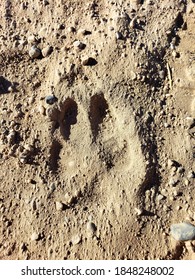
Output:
[
  {"left": 67, "top": 26, "right": 76, "bottom": 33},
  {"left": 42, "top": 46, "right": 53, "bottom": 57},
  {"left": 169, "top": 177, "right": 179, "bottom": 186},
  {"left": 8, "top": 84, "right": 15, "bottom": 92},
  {"left": 157, "top": 194, "right": 165, "bottom": 201},
  {"left": 130, "top": 17, "right": 137, "bottom": 28},
  {"left": 134, "top": 207, "right": 143, "bottom": 216},
  {"left": 187, "top": 171, "right": 195, "bottom": 179},
  {"left": 58, "top": 23, "right": 65, "bottom": 30},
  {"left": 170, "top": 222, "right": 195, "bottom": 241},
  {"left": 29, "top": 45, "right": 41, "bottom": 59},
  {"left": 55, "top": 201, "right": 64, "bottom": 211},
  {"left": 64, "top": 193, "right": 74, "bottom": 205},
  {"left": 185, "top": 117, "right": 195, "bottom": 129},
  {"left": 49, "top": 182, "right": 56, "bottom": 192},
  {"left": 71, "top": 234, "right": 81, "bottom": 245},
  {"left": 115, "top": 31, "right": 123, "bottom": 40},
  {"left": 131, "top": 71, "right": 137, "bottom": 80},
  {"left": 7, "top": 130, "right": 16, "bottom": 145},
  {"left": 164, "top": 122, "right": 170, "bottom": 128},
  {"left": 159, "top": 70, "right": 165, "bottom": 79},
  {"left": 78, "top": 29, "right": 91, "bottom": 36},
  {"left": 177, "top": 166, "right": 184, "bottom": 174},
  {"left": 87, "top": 222, "right": 97, "bottom": 234},
  {"left": 184, "top": 178, "right": 189, "bottom": 186},
  {"left": 81, "top": 57, "right": 97, "bottom": 66},
  {"left": 30, "top": 198, "right": 37, "bottom": 211},
  {"left": 45, "top": 95, "right": 58, "bottom": 105},
  {"left": 167, "top": 159, "right": 177, "bottom": 168},
  {"left": 38, "top": 105, "right": 46, "bottom": 115},
  {"left": 27, "top": 35, "right": 37, "bottom": 44},
  {"left": 73, "top": 40, "right": 86, "bottom": 50},
  {"left": 31, "top": 232, "right": 39, "bottom": 241}
]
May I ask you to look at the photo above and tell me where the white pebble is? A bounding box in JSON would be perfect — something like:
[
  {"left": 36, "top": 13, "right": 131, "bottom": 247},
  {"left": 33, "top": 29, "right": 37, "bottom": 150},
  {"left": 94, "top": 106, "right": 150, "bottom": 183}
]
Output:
[
  {"left": 31, "top": 232, "right": 39, "bottom": 241},
  {"left": 56, "top": 201, "right": 64, "bottom": 211}
]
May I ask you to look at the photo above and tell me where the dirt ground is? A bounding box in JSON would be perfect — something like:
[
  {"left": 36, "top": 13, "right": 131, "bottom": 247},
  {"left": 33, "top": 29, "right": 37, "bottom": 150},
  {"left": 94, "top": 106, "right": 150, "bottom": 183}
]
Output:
[{"left": 0, "top": 0, "right": 195, "bottom": 260}]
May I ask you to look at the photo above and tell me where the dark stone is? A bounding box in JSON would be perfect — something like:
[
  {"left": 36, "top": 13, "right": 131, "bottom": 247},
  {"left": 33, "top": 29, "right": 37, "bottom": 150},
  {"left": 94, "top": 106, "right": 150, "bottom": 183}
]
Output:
[{"left": 45, "top": 95, "right": 58, "bottom": 105}]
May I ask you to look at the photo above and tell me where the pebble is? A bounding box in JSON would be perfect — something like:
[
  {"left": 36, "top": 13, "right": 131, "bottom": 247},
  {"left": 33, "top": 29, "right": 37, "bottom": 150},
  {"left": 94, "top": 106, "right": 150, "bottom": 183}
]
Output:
[
  {"left": 31, "top": 232, "right": 39, "bottom": 241},
  {"left": 64, "top": 193, "right": 74, "bottom": 205},
  {"left": 45, "top": 95, "right": 58, "bottom": 105},
  {"left": 169, "top": 177, "right": 179, "bottom": 186},
  {"left": 81, "top": 57, "right": 97, "bottom": 66},
  {"left": 115, "top": 31, "right": 123, "bottom": 40},
  {"left": 87, "top": 222, "right": 97, "bottom": 234},
  {"left": 73, "top": 40, "right": 86, "bottom": 50},
  {"left": 27, "top": 35, "right": 37, "bottom": 44},
  {"left": 67, "top": 26, "right": 76, "bottom": 33},
  {"left": 42, "top": 46, "right": 53, "bottom": 57},
  {"left": 71, "top": 234, "right": 81, "bottom": 245},
  {"left": 130, "top": 17, "right": 137, "bottom": 29},
  {"left": 7, "top": 130, "right": 16, "bottom": 145},
  {"left": 185, "top": 117, "right": 195, "bottom": 129},
  {"left": 164, "top": 122, "right": 170, "bottom": 128},
  {"left": 8, "top": 84, "right": 15, "bottom": 93},
  {"left": 134, "top": 207, "right": 143, "bottom": 216},
  {"left": 38, "top": 105, "right": 46, "bottom": 115},
  {"left": 177, "top": 166, "right": 184, "bottom": 174},
  {"left": 30, "top": 198, "right": 37, "bottom": 211},
  {"left": 78, "top": 29, "right": 91, "bottom": 36},
  {"left": 29, "top": 45, "right": 41, "bottom": 59},
  {"left": 170, "top": 222, "right": 195, "bottom": 241},
  {"left": 49, "top": 182, "right": 56, "bottom": 192},
  {"left": 157, "top": 194, "right": 165, "bottom": 201},
  {"left": 167, "top": 160, "right": 177, "bottom": 168},
  {"left": 159, "top": 70, "right": 165, "bottom": 79},
  {"left": 187, "top": 171, "right": 195, "bottom": 179},
  {"left": 55, "top": 201, "right": 64, "bottom": 211}
]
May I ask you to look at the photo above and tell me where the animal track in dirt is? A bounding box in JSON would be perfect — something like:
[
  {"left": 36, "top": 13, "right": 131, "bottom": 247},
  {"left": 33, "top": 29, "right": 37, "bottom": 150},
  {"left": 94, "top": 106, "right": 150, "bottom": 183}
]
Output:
[
  {"left": 48, "top": 92, "right": 147, "bottom": 212},
  {"left": 89, "top": 93, "right": 109, "bottom": 142},
  {"left": 59, "top": 98, "right": 78, "bottom": 140}
]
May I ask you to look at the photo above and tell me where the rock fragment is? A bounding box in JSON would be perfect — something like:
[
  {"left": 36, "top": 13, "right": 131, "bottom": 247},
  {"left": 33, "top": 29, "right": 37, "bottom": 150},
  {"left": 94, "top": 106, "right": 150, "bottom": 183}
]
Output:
[
  {"left": 169, "top": 177, "right": 179, "bottom": 187},
  {"left": 187, "top": 171, "right": 195, "bottom": 179},
  {"left": 42, "top": 46, "right": 53, "bottom": 57},
  {"left": 27, "top": 35, "right": 37, "bottom": 44},
  {"left": 115, "top": 31, "right": 123, "bottom": 40},
  {"left": 29, "top": 45, "right": 41, "bottom": 59},
  {"left": 45, "top": 95, "right": 58, "bottom": 105},
  {"left": 134, "top": 207, "right": 143, "bottom": 216},
  {"left": 87, "top": 222, "right": 97, "bottom": 234},
  {"left": 64, "top": 193, "right": 75, "bottom": 205},
  {"left": 81, "top": 57, "right": 97, "bottom": 66},
  {"left": 31, "top": 232, "right": 39, "bottom": 241},
  {"left": 71, "top": 234, "right": 82, "bottom": 245},
  {"left": 170, "top": 222, "right": 195, "bottom": 241},
  {"left": 55, "top": 201, "right": 64, "bottom": 211},
  {"left": 73, "top": 40, "right": 86, "bottom": 50}
]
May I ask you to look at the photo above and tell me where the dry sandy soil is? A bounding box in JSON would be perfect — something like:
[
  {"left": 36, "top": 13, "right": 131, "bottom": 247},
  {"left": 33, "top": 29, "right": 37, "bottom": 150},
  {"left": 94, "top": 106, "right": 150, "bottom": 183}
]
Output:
[{"left": 0, "top": 0, "right": 195, "bottom": 260}]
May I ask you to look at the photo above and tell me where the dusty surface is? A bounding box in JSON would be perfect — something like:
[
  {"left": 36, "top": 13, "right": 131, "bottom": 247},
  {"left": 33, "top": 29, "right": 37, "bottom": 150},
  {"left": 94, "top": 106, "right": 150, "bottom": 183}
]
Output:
[{"left": 0, "top": 0, "right": 195, "bottom": 260}]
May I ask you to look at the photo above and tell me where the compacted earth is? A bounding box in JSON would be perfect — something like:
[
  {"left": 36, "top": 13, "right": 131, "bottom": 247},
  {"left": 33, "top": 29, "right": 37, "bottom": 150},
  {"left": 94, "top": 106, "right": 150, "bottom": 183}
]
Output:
[{"left": 0, "top": 0, "right": 195, "bottom": 260}]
